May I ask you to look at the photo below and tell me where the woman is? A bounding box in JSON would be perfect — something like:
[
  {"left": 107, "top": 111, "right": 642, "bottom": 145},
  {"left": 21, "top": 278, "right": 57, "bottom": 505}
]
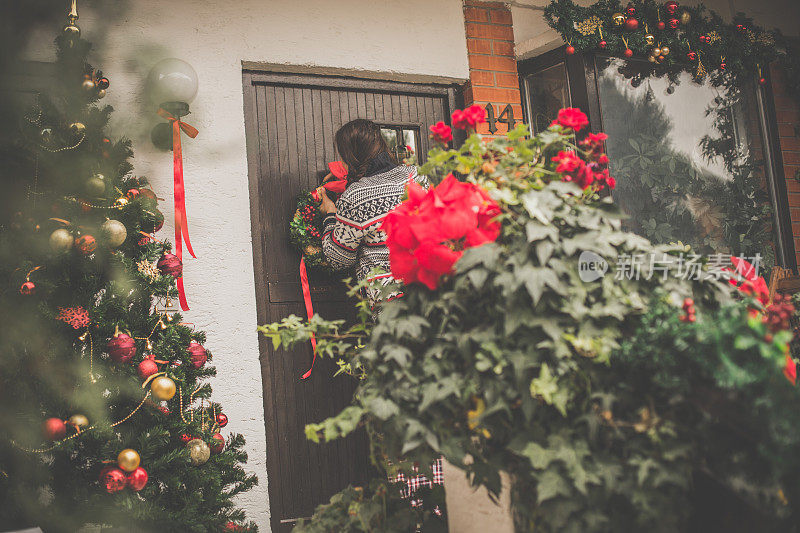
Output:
[
  {"left": 319, "top": 118, "right": 442, "bottom": 503},
  {"left": 319, "top": 119, "right": 425, "bottom": 307}
]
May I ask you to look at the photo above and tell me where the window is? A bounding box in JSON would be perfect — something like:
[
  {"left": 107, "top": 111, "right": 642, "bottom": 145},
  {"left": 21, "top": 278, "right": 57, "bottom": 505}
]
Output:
[
  {"left": 522, "top": 62, "right": 570, "bottom": 134},
  {"left": 518, "top": 49, "right": 794, "bottom": 271},
  {"left": 380, "top": 125, "right": 419, "bottom": 162}
]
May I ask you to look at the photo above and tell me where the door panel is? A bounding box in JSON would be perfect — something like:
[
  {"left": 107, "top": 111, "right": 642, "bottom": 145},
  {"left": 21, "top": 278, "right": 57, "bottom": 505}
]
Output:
[{"left": 243, "top": 70, "right": 457, "bottom": 532}]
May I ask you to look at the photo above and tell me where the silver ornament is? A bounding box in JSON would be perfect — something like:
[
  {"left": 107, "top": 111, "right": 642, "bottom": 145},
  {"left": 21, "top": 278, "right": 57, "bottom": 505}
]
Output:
[
  {"left": 84, "top": 174, "right": 105, "bottom": 197},
  {"left": 186, "top": 438, "right": 210, "bottom": 465},
  {"left": 49, "top": 228, "right": 74, "bottom": 253},
  {"left": 101, "top": 219, "right": 127, "bottom": 248}
]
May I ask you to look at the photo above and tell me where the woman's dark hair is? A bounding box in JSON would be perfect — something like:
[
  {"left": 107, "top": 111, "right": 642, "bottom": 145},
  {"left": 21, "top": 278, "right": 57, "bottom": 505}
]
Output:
[{"left": 335, "top": 119, "right": 396, "bottom": 181}]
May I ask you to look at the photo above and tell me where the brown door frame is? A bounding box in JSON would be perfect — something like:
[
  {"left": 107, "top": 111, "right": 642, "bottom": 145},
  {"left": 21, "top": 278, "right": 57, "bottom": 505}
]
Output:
[{"left": 242, "top": 66, "right": 463, "bottom": 531}]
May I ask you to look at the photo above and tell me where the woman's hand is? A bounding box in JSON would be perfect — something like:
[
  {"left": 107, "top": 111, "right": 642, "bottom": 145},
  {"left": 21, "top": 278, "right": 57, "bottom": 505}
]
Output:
[{"left": 318, "top": 189, "right": 337, "bottom": 214}]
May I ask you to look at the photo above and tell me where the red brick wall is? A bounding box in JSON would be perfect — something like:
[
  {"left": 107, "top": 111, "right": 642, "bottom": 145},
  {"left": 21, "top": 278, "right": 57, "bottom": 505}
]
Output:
[
  {"left": 771, "top": 63, "right": 800, "bottom": 269},
  {"left": 462, "top": 0, "right": 522, "bottom": 137}
]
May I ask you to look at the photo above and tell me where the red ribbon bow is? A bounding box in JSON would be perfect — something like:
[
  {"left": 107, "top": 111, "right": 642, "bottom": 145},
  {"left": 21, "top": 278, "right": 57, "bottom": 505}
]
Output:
[
  {"left": 157, "top": 108, "right": 199, "bottom": 311},
  {"left": 311, "top": 161, "right": 348, "bottom": 201}
]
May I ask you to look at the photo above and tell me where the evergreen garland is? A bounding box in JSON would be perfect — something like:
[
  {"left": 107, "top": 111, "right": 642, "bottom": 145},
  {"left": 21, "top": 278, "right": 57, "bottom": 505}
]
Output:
[{"left": 545, "top": 0, "right": 798, "bottom": 101}]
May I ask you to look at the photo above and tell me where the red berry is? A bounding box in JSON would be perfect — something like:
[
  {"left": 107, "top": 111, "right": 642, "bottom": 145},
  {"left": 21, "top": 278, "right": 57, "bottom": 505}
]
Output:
[
  {"left": 683, "top": 298, "right": 694, "bottom": 308},
  {"left": 765, "top": 334, "right": 774, "bottom": 343}
]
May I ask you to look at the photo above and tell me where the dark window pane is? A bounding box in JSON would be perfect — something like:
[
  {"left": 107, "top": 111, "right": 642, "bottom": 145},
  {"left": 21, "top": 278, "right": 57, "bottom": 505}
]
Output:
[
  {"left": 523, "top": 63, "right": 570, "bottom": 134},
  {"left": 597, "top": 58, "right": 777, "bottom": 269}
]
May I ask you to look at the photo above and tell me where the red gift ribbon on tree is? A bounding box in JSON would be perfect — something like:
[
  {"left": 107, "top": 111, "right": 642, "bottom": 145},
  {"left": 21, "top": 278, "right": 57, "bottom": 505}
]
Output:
[
  {"left": 300, "top": 161, "right": 348, "bottom": 379},
  {"left": 157, "top": 108, "right": 199, "bottom": 311}
]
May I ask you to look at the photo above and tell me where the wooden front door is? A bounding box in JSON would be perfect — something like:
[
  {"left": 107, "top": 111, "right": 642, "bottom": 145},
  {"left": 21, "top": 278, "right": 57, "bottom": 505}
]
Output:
[{"left": 243, "top": 68, "right": 459, "bottom": 532}]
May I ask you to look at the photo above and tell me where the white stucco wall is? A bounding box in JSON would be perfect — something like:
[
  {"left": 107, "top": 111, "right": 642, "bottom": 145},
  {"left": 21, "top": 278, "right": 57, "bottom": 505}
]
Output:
[{"left": 22, "top": 1, "right": 469, "bottom": 530}]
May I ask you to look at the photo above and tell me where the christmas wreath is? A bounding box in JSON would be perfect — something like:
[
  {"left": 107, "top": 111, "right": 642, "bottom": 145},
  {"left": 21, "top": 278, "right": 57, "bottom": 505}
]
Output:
[{"left": 289, "top": 161, "right": 348, "bottom": 272}]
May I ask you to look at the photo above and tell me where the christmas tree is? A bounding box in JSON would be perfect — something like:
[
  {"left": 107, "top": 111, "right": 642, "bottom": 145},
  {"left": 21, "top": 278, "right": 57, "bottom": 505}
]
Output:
[{"left": 0, "top": 8, "right": 257, "bottom": 532}]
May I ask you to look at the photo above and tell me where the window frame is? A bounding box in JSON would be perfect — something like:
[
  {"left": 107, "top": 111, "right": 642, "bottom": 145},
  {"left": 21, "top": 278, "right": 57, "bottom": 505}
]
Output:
[{"left": 518, "top": 47, "right": 796, "bottom": 272}]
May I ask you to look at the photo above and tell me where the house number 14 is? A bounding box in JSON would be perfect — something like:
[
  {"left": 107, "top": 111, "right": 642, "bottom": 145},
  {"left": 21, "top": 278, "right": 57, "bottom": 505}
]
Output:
[{"left": 484, "top": 103, "right": 517, "bottom": 134}]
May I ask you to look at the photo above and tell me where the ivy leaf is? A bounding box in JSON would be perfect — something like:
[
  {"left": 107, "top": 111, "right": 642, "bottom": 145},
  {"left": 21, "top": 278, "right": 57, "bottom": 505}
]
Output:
[{"left": 536, "top": 468, "right": 571, "bottom": 504}]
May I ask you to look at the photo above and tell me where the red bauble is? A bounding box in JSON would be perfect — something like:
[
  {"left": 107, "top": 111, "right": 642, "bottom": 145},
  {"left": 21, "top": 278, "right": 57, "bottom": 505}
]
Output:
[
  {"left": 96, "top": 77, "right": 110, "bottom": 90},
  {"left": 565, "top": 45, "right": 576, "bottom": 55},
  {"left": 43, "top": 418, "right": 66, "bottom": 441},
  {"left": 759, "top": 77, "right": 767, "bottom": 85},
  {"left": 180, "top": 433, "right": 193, "bottom": 443},
  {"left": 624, "top": 48, "right": 634, "bottom": 58},
  {"left": 187, "top": 340, "right": 207, "bottom": 369},
  {"left": 75, "top": 234, "right": 97, "bottom": 255},
  {"left": 139, "top": 188, "right": 158, "bottom": 201},
  {"left": 736, "top": 23, "right": 746, "bottom": 32},
  {"left": 665, "top": 1, "right": 679, "bottom": 15},
  {"left": 216, "top": 413, "right": 229, "bottom": 428},
  {"left": 657, "top": 21, "right": 666, "bottom": 30},
  {"left": 126, "top": 188, "right": 141, "bottom": 200},
  {"left": 101, "top": 467, "right": 127, "bottom": 493},
  {"left": 137, "top": 357, "right": 159, "bottom": 379},
  {"left": 598, "top": 40, "right": 607, "bottom": 49},
  {"left": 624, "top": 18, "right": 639, "bottom": 31},
  {"left": 687, "top": 51, "right": 697, "bottom": 61},
  {"left": 699, "top": 35, "right": 707, "bottom": 43},
  {"left": 210, "top": 433, "right": 225, "bottom": 454},
  {"left": 127, "top": 467, "right": 148, "bottom": 491},
  {"left": 668, "top": 18, "right": 679, "bottom": 29},
  {"left": 625, "top": 5, "right": 636, "bottom": 16},
  {"left": 19, "top": 281, "right": 36, "bottom": 295},
  {"left": 108, "top": 333, "right": 136, "bottom": 363},
  {"left": 720, "top": 61, "right": 727, "bottom": 70},
  {"left": 157, "top": 253, "right": 183, "bottom": 278}
]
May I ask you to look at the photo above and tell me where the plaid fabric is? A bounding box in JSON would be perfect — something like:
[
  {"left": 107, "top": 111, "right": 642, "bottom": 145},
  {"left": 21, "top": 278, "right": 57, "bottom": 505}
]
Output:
[{"left": 392, "top": 457, "right": 444, "bottom": 507}]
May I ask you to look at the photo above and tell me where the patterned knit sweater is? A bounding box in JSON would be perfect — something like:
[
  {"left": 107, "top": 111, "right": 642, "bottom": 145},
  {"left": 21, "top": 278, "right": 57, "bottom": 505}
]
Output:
[{"left": 322, "top": 164, "right": 426, "bottom": 306}]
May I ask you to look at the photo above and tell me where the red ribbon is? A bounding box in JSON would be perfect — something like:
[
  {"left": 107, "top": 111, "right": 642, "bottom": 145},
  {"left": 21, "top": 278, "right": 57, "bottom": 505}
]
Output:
[
  {"left": 157, "top": 108, "right": 199, "bottom": 311},
  {"left": 299, "top": 257, "right": 317, "bottom": 379}
]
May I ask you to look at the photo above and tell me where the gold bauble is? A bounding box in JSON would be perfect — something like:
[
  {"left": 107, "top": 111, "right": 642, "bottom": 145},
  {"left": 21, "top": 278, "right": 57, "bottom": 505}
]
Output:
[
  {"left": 68, "top": 414, "right": 89, "bottom": 428},
  {"left": 644, "top": 33, "right": 655, "bottom": 46},
  {"left": 114, "top": 196, "right": 129, "bottom": 208},
  {"left": 652, "top": 47, "right": 661, "bottom": 57},
  {"left": 97, "top": 89, "right": 107, "bottom": 99},
  {"left": 82, "top": 79, "right": 96, "bottom": 92},
  {"left": 660, "top": 46, "right": 670, "bottom": 56},
  {"left": 186, "top": 438, "right": 210, "bottom": 465},
  {"left": 680, "top": 11, "right": 691, "bottom": 24},
  {"left": 648, "top": 55, "right": 657, "bottom": 63},
  {"left": 151, "top": 376, "right": 176, "bottom": 400},
  {"left": 62, "top": 22, "right": 81, "bottom": 40},
  {"left": 69, "top": 122, "right": 86, "bottom": 136},
  {"left": 612, "top": 12, "right": 625, "bottom": 26},
  {"left": 117, "top": 448, "right": 141, "bottom": 472}
]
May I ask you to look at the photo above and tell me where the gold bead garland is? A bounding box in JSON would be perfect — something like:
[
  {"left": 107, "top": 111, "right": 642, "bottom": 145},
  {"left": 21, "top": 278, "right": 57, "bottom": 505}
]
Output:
[{"left": 11, "top": 392, "right": 151, "bottom": 453}]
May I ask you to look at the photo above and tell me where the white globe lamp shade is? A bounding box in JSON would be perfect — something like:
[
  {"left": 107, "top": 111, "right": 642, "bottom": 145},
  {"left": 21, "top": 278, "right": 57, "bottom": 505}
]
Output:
[{"left": 146, "top": 58, "right": 198, "bottom": 108}]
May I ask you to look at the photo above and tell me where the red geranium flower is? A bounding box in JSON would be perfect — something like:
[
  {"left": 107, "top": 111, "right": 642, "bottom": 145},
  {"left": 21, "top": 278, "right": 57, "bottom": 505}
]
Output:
[
  {"left": 727, "top": 256, "right": 769, "bottom": 306},
  {"left": 452, "top": 105, "right": 487, "bottom": 130},
  {"left": 429, "top": 121, "right": 453, "bottom": 144},
  {"left": 382, "top": 175, "right": 500, "bottom": 290},
  {"left": 551, "top": 107, "right": 589, "bottom": 132},
  {"left": 785, "top": 352, "right": 796, "bottom": 385}
]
